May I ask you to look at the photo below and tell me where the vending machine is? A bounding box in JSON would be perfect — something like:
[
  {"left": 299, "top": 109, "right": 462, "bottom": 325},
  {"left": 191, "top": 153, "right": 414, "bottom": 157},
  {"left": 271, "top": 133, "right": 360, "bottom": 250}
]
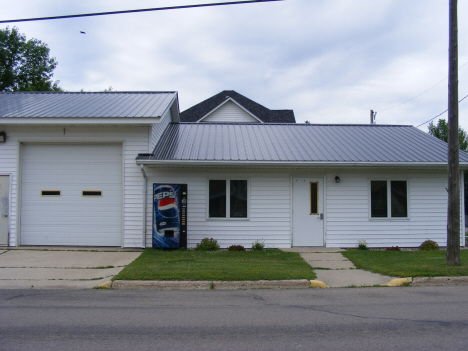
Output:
[{"left": 152, "top": 184, "right": 187, "bottom": 249}]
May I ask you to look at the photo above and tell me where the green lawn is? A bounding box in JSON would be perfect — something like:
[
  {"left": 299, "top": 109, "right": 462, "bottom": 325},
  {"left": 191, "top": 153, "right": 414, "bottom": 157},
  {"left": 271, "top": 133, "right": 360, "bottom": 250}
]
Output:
[
  {"left": 342, "top": 249, "right": 468, "bottom": 277},
  {"left": 113, "top": 249, "right": 316, "bottom": 281}
]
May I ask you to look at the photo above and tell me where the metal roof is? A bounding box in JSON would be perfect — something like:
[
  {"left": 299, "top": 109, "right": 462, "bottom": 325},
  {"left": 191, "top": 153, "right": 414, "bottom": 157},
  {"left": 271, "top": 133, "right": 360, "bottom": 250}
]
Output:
[
  {"left": 137, "top": 123, "right": 468, "bottom": 165},
  {"left": 180, "top": 90, "right": 296, "bottom": 123},
  {"left": 0, "top": 91, "right": 177, "bottom": 118}
]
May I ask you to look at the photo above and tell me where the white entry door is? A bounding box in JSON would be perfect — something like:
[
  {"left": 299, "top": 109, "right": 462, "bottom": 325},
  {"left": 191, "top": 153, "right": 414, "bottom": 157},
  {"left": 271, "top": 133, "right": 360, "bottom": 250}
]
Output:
[
  {"left": 292, "top": 178, "right": 324, "bottom": 246},
  {"left": 0, "top": 176, "right": 9, "bottom": 246}
]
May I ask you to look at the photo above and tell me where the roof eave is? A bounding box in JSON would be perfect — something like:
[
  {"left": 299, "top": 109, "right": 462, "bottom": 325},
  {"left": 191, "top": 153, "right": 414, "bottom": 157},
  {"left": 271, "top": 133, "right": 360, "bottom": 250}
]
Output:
[
  {"left": 0, "top": 117, "right": 161, "bottom": 125},
  {"left": 136, "top": 159, "right": 466, "bottom": 169}
]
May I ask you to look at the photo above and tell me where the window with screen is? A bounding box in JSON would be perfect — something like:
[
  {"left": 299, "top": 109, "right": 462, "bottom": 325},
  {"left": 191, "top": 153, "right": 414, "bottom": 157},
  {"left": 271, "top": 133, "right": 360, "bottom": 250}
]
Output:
[
  {"left": 371, "top": 180, "right": 408, "bottom": 218},
  {"left": 209, "top": 179, "right": 248, "bottom": 219}
]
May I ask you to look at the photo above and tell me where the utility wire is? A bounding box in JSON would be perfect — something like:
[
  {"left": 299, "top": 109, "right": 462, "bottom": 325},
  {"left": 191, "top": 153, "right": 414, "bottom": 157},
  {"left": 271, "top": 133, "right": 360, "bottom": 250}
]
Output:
[
  {"left": 416, "top": 93, "right": 468, "bottom": 127},
  {"left": 380, "top": 60, "right": 468, "bottom": 112},
  {"left": 0, "top": 0, "right": 283, "bottom": 23}
]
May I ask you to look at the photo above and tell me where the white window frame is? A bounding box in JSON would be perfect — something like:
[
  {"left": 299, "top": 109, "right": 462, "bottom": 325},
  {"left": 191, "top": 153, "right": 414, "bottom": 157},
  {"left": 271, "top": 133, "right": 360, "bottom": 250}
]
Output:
[
  {"left": 369, "top": 179, "right": 409, "bottom": 220},
  {"left": 207, "top": 178, "right": 250, "bottom": 220}
]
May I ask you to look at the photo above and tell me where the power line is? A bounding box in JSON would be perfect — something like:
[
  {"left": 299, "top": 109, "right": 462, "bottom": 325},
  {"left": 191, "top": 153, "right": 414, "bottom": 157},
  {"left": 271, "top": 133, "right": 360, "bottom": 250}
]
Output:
[
  {"left": 379, "top": 60, "right": 468, "bottom": 113},
  {"left": 0, "top": 0, "right": 283, "bottom": 24},
  {"left": 416, "top": 93, "right": 468, "bottom": 127}
]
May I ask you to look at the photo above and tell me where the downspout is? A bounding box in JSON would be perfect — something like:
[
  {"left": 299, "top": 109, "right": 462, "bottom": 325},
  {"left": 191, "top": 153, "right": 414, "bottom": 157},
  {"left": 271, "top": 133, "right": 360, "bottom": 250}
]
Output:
[{"left": 140, "top": 165, "right": 147, "bottom": 248}]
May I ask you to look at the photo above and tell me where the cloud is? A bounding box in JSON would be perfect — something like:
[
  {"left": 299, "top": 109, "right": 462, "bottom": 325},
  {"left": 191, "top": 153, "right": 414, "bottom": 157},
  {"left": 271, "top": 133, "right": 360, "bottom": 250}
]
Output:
[{"left": 2, "top": 0, "right": 468, "bottom": 130}]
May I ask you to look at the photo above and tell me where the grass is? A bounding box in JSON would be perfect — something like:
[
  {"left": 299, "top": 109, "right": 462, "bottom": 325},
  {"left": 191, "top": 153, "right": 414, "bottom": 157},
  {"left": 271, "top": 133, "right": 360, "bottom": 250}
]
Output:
[
  {"left": 342, "top": 249, "right": 468, "bottom": 277},
  {"left": 113, "top": 248, "right": 316, "bottom": 281}
]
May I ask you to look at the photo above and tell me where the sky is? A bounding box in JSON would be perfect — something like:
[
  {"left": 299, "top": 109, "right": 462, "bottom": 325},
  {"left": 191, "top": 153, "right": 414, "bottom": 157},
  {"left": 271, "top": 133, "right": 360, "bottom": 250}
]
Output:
[{"left": 1, "top": 0, "right": 468, "bottom": 131}]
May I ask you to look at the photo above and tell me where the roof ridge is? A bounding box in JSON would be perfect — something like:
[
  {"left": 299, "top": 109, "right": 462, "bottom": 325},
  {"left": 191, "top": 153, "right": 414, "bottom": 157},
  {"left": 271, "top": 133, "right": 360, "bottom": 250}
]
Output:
[
  {"left": 0, "top": 91, "right": 177, "bottom": 94},
  {"left": 177, "top": 122, "right": 413, "bottom": 127}
]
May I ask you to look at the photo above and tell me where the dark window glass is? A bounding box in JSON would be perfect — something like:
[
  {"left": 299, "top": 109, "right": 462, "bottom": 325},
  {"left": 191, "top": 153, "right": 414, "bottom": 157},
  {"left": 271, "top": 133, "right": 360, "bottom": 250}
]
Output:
[
  {"left": 230, "top": 180, "right": 247, "bottom": 218},
  {"left": 209, "top": 180, "right": 226, "bottom": 218},
  {"left": 82, "top": 191, "right": 102, "bottom": 197},
  {"left": 41, "top": 190, "right": 61, "bottom": 196},
  {"left": 391, "top": 181, "right": 408, "bottom": 217},
  {"left": 371, "top": 181, "right": 387, "bottom": 217},
  {"left": 310, "top": 182, "right": 318, "bottom": 215}
]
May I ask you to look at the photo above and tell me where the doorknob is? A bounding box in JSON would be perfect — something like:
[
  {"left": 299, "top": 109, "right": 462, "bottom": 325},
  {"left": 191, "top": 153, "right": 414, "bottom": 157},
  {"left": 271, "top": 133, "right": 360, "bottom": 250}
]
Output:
[{"left": 319, "top": 213, "right": 324, "bottom": 220}]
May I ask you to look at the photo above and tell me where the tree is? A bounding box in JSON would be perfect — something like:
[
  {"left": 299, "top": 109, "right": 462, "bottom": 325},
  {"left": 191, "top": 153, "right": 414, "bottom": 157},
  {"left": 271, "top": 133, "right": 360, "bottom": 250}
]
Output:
[
  {"left": 0, "top": 27, "right": 61, "bottom": 92},
  {"left": 428, "top": 118, "right": 468, "bottom": 152}
]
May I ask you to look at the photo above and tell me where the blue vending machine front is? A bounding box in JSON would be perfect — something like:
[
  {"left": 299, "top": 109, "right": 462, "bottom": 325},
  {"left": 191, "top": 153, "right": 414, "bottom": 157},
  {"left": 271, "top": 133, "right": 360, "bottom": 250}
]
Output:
[{"left": 152, "top": 184, "right": 187, "bottom": 249}]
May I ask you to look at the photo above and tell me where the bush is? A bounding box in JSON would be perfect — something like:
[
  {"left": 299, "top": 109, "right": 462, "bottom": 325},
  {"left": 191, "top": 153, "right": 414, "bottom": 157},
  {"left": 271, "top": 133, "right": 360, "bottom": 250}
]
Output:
[
  {"left": 195, "top": 238, "right": 220, "bottom": 251},
  {"left": 385, "top": 246, "right": 401, "bottom": 251},
  {"left": 356, "top": 240, "right": 368, "bottom": 250},
  {"left": 228, "top": 245, "right": 246, "bottom": 252},
  {"left": 419, "top": 240, "right": 439, "bottom": 251},
  {"left": 251, "top": 240, "right": 265, "bottom": 251}
]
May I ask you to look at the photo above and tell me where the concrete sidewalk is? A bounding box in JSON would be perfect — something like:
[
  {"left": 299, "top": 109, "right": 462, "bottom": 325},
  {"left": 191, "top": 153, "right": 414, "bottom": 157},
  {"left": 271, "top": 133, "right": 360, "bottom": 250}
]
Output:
[
  {"left": 0, "top": 248, "right": 142, "bottom": 289},
  {"left": 282, "top": 248, "right": 397, "bottom": 288}
]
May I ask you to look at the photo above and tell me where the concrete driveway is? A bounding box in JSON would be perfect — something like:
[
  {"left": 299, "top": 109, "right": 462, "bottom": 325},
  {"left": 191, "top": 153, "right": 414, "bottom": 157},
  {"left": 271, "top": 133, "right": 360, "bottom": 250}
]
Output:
[{"left": 0, "top": 247, "right": 142, "bottom": 289}]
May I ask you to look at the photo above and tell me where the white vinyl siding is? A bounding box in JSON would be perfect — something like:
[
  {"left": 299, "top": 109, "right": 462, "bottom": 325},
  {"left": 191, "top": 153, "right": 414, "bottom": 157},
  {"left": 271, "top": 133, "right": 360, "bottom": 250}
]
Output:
[
  {"left": 0, "top": 125, "right": 149, "bottom": 247},
  {"left": 201, "top": 101, "right": 260, "bottom": 123},
  {"left": 325, "top": 170, "right": 464, "bottom": 248},
  {"left": 144, "top": 169, "right": 291, "bottom": 248},
  {"left": 143, "top": 168, "right": 464, "bottom": 249},
  {"left": 0, "top": 129, "right": 17, "bottom": 246}
]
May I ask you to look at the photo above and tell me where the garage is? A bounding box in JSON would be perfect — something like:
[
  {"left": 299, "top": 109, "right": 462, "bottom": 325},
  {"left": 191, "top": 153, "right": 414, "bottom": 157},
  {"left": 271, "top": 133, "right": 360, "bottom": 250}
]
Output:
[{"left": 20, "top": 144, "right": 122, "bottom": 246}]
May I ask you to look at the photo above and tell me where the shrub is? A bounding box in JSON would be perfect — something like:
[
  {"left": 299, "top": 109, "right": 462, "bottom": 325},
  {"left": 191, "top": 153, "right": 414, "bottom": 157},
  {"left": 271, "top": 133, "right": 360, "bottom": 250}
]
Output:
[
  {"left": 228, "top": 245, "right": 246, "bottom": 251},
  {"left": 195, "top": 238, "right": 220, "bottom": 251},
  {"left": 385, "top": 246, "right": 401, "bottom": 251},
  {"left": 419, "top": 240, "right": 439, "bottom": 251},
  {"left": 356, "top": 240, "right": 368, "bottom": 250},
  {"left": 251, "top": 240, "right": 265, "bottom": 251}
]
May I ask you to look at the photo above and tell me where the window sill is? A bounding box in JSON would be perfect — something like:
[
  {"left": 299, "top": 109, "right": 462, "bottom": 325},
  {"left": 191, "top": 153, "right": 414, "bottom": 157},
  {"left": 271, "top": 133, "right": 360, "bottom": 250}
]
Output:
[
  {"left": 207, "top": 217, "right": 250, "bottom": 221},
  {"left": 369, "top": 217, "right": 410, "bottom": 221}
]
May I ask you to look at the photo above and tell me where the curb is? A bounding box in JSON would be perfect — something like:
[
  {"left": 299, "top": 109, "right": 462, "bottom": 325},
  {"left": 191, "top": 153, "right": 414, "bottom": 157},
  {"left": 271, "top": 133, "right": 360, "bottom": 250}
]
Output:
[
  {"left": 96, "top": 281, "right": 113, "bottom": 289},
  {"left": 309, "top": 280, "right": 329, "bottom": 288},
  {"left": 111, "top": 279, "right": 311, "bottom": 290},
  {"left": 411, "top": 276, "right": 468, "bottom": 286},
  {"left": 381, "top": 278, "right": 412, "bottom": 287}
]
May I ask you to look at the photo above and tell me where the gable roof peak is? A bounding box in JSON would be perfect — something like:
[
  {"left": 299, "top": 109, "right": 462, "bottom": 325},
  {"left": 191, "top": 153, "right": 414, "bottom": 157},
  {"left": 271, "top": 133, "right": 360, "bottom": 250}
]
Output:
[{"left": 180, "top": 90, "right": 296, "bottom": 124}]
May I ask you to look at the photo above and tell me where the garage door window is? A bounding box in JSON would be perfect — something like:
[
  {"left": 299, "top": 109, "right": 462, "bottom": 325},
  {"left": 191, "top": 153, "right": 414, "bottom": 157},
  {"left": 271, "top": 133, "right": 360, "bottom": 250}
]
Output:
[
  {"left": 41, "top": 190, "right": 61, "bottom": 197},
  {"left": 82, "top": 191, "right": 103, "bottom": 197}
]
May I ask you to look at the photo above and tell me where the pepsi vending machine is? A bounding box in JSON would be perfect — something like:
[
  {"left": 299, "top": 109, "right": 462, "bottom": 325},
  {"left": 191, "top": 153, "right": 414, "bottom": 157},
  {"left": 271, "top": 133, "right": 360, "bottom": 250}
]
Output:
[{"left": 153, "top": 184, "right": 187, "bottom": 249}]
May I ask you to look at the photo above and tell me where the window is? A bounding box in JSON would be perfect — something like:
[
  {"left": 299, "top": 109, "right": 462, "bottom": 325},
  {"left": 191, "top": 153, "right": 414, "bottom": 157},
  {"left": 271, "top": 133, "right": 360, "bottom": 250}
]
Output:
[
  {"left": 209, "top": 180, "right": 247, "bottom": 218},
  {"left": 82, "top": 190, "right": 103, "bottom": 197},
  {"left": 310, "top": 182, "right": 318, "bottom": 215},
  {"left": 41, "top": 190, "right": 61, "bottom": 197},
  {"left": 371, "top": 180, "right": 408, "bottom": 218}
]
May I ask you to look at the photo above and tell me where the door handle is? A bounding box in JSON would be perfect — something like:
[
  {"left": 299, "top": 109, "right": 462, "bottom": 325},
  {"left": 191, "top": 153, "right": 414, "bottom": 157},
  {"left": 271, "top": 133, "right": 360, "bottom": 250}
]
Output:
[{"left": 319, "top": 213, "right": 324, "bottom": 220}]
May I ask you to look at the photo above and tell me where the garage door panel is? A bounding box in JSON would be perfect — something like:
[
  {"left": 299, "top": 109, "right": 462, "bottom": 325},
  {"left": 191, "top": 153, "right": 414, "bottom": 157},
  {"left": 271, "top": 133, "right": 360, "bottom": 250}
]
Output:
[{"left": 21, "top": 144, "right": 122, "bottom": 246}]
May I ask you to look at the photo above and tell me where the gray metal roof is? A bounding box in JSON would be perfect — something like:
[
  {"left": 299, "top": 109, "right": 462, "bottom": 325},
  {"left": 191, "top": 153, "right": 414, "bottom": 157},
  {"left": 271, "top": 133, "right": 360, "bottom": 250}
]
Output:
[
  {"left": 0, "top": 92, "right": 177, "bottom": 118},
  {"left": 137, "top": 123, "right": 468, "bottom": 165}
]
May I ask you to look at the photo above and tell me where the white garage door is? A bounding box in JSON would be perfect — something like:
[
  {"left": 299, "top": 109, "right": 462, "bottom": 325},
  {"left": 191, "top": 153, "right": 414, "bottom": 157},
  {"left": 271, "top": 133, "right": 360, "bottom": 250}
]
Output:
[{"left": 21, "top": 144, "right": 122, "bottom": 246}]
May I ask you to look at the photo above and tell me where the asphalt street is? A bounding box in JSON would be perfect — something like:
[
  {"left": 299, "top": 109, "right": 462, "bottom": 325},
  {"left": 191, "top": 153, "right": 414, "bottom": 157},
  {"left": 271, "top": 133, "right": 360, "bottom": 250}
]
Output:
[{"left": 1, "top": 286, "right": 468, "bottom": 350}]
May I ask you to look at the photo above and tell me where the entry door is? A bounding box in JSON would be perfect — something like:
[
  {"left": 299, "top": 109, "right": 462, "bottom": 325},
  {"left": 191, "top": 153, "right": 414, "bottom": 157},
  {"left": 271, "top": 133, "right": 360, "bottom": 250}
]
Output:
[
  {"left": 292, "top": 178, "right": 324, "bottom": 246},
  {"left": 0, "top": 176, "right": 9, "bottom": 246}
]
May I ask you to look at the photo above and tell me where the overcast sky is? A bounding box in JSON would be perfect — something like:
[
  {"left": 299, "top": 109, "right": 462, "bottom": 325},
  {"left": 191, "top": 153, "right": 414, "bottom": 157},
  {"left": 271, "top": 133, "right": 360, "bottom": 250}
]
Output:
[{"left": 1, "top": 0, "right": 468, "bottom": 130}]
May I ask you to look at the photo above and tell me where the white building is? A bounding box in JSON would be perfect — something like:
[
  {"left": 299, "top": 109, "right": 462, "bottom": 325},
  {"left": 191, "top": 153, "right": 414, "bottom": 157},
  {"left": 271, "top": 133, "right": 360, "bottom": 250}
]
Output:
[{"left": 1, "top": 91, "right": 466, "bottom": 248}]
